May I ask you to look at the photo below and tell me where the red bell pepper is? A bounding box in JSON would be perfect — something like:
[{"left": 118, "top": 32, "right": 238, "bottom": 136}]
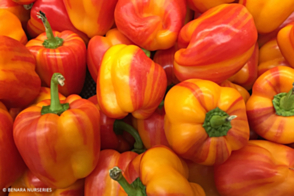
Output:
[
  {"left": 87, "top": 28, "right": 133, "bottom": 81},
  {"left": 13, "top": 73, "right": 100, "bottom": 188},
  {"left": 27, "top": 0, "right": 88, "bottom": 43},
  {"left": 26, "top": 11, "right": 87, "bottom": 96},
  {"left": 187, "top": 0, "right": 235, "bottom": 13},
  {"left": 0, "top": 102, "right": 26, "bottom": 196},
  {"left": 12, "top": 0, "right": 36, "bottom": 5},
  {"left": 114, "top": 0, "right": 187, "bottom": 51},
  {"left": 174, "top": 4, "right": 258, "bottom": 84}
]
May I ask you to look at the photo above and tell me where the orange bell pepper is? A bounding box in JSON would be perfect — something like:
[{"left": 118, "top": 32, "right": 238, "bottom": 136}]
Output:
[
  {"left": 0, "top": 36, "right": 41, "bottom": 109},
  {"left": 9, "top": 170, "right": 84, "bottom": 196},
  {"left": 63, "top": 0, "right": 118, "bottom": 38},
  {"left": 109, "top": 146, "right": 206, "bottom": 196},
  {"left": 114, "top": 0, "right": 187, "bottom": 51},
  {"left": 228, "top": 43, "right": 259, "bottom": 90},
  {"left": 13, "top": 73, "right": 101, "bottom": 188},
  {"left": 214, "top": 140, "right": 294, "bottom": 196},
  {"left": 246, "top": 66, "right": 294, "bottom": 144},
  {"left": 220, "top": 80, "right": 250, "bottom": 102},
  {"left": 239, "top": 0, "right": 294, "bottom": 34},
  {"left": 87, "top": 28, "right": 133, "bottom": 81},
  {"left": 97, "top": 44, "right": 167, "bottom": 120},
  {"left": 174, "top": 4, "right": 257, "bottom": 84},
  {"left": 0, "top": 102, "right": 26, "bottom": 196},
  {"left": 277, "top": 22, "right": 294, "bottom": 68},
  {"left": 187, "top": 0, "right": 234, "bottom": 13},
  {"left": 164, "top": 79, "right": 250, "bottom": 165}
]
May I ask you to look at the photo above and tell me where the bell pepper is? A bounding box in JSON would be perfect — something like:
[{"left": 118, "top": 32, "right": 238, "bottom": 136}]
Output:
[
  {"left": 187, "top": 0, "right": 235, "bottom": 13},
  {"left": 13, "top": 73, "right": 100, "bottom": 188},
  {"left": 63, "top": 0, "right": 118, "bottom": 38},
  {"left": 0, "top": 10, "right": 27, "bottom": 44},
  {"left": 87, "top": 28, "right": 133, "bottom": 81},
  {"left": 85, "top": 149, "right": 139, "bottom": 196},
  {"left": 214, "top": 140, "right": 294, "bottom": 196},
  {"left": 153, "top": 45, "right": 180, "bottom": 86},
  {"left": 246, "top": 66, "right": 294, "bottom": 144},
  {"left": 174, "top": 4, "right": 257, "bottom": 84},
  {"left": 109, "top": 145, "right": 206, "bottom": 196},
  {"left": 97, "top": 44, "right": 167, "bottom": 120},
  {"left": 0, "top": 101, "right": 26, "bottom": 196},
  {"left": 228, "top": 44, "right": 259, "bottom": 90},
  {"left": 220, "top": 80, "right": 250, "bottom": 102},
  {"left": 0, "top": 35, "right": 41, "bottom": 109},
  {"left": 12, "top": 0, "right": 36, "bottom": 5},
  {"left": 9, "top": 170, "right": 84, "bottom": 196},
  {"left": 277, "top": 22, "right": 294, "bottom": 68},
  {"left": 114, "top": 0, "right": 187, "bottom": 51},
  {"left": 26, "top": 11, "right": 87, "bottom": 96},
  {"left": 27, "top": 0, "right": 88, "bottom": 43},
  {"left": 164, "top": 79, "right": 250, "bottom": 165},
  {"left": 239, "top": 0, "right": 294, "bottom": 34}
]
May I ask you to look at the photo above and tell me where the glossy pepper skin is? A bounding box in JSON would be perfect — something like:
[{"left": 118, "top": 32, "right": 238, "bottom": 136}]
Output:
[
  {"left": 114, "top": 0, "right": 187, "bottom": 51},
  {"left": 164, "top": 79, "right": 250, "bottom": 165},
  {"left": 0, "top": 10, "right": 27, "bottom": 44},
  {"left": 97, "top": 44, "right": 167, "bottom": 120},
  {"left": 13, "top": 73, "right": 100, "bottom": 188},
  {"left": 277, "top": 22, "right": 294, "bottom": 68},
  {"left": 220, "top": 80, "right": 250, "bottom": 103},
  {"left": 174, "top": 4, "right": 257, "bottom": 84},
  {"left": 26, "top": 12, "right": 86, "bottom": 96},
  {"left": 246, "top": 66, "right": 294, "bottom": 144},
  {"left": 214, "top": 140, "right": 294, "bottom": 196},
  {"left": 239, "top": 0, "right": 294, "bottom": 34},
  {"left": 87, "top": 28, "right": 133, "bottom": 81},
  {"left": 228, "top": 44, "right": 259, "bottom": 90},
  {"left": 0, "top": 36, "right": 41, "bottom": 109},
  {"left": 12, "top": 0, "right": 36, "bottom": 5},
  {"left": 63, "top": 0, "right": 118, "bottom": 38},
  {"left": 84, "top": 149, "right": 138, "bottom": 196},
  {"left": 0, "top": 102, "right": 26, "bottom": 196},
  {"left": 27, "top": 0, "right": 88, "bottom": 43},
  {"left": 187, "top": 0, "right": 234, "bottom": 13},
  {"left": 9, "top": 170, "right": 84, "bottom": 196}
]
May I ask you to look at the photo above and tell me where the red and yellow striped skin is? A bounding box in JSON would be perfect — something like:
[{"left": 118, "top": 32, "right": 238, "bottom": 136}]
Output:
[
  {"left": 13, "top": 94, "right": 101, "bottom": 188},
  {"left": 174, "top": 4, "right": 257, "bottom": 84},
  {"left": 9, "top": 170, "right": 84, "bottom": 196},
  {"left": 246, "top": 66, "right": 294, "bottom": 144},
  {"left": 63, "top": 0, "right": 118, "bottom": 38},
  {"left": 277, "top": 22, "right": 294, "bottom": 68},
  {"left": 97, "top": 44, "right": 167, "bottom": 120},
  {"left": 0, "top": 102, "right": 26, "bottom": 196},
  {"left": 164, "top": 79, "right": 250, "bottom": 165},
  {"left": 214, "top": 140, "right": 294, "bottom": 196},
  {"left": 220, "top": 80, "right": 250, "bottom": 102},
  {"left": 26, "top": 30, "right": 86, "bottom": 96},
  {"left": 0, "top": 10, "right": 27, "bottom": 44},
  {"left": 153, "top": 45, "right": 180, "bottom": 86},
  {"left": 84, "top": 149, "right": 138, "bottom": 196},
  {"left": 114, "top": 0, "right": 187, "bottom": 51},
  {"left": 187, "top": 0, "right": 234, "bottom": 13},
  {"left": 0, "top": 36, "right": 41, "bottom": 109},
  {"left": 12, "top": 0, "right": 36, "bottom": 5},
  {"left": 87, "top": 28, "right": 133, "bottom": 81},
  {"left": 228, "top": 44, "right": 259, "bottom": 90},
  {"left": 132, "top": 107, "right": 170, "bottom": 149},
  {"left": 239, "top": 0, "right": 294, "bottom": 34}
]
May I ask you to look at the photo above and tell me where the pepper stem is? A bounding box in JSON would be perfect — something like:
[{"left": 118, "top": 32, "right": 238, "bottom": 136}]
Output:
[
  {"left": 141, "top": 48, "right": 151, "bottom": 58},
  {"left": 113, "top": 120, "right": 146, "bottom": 154},
  {"left": 210, "top": 115, "right": 237, "bottom": 128},
  {"left": 109, "top": 167, "right": 146, "bottom": 196},
  {"left": 23, "top": 3, "right": 33, "bottom": 10},
  {"left": 41, "top": 73, "right": 69, "bottom": 115},
  {"left": 280, "top": 83, "right": 294, "bottom": 110},
  {"left": 273, "top": 83, "right": 294, "bottom": 116},
  {"left": 37, "top": 11, "right": 63, "bottom": 49}
]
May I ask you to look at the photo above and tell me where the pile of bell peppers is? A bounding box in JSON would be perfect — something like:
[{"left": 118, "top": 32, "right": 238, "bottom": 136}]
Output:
[{"left": 1, "top": 0, "right": 294, "bottom": 196}]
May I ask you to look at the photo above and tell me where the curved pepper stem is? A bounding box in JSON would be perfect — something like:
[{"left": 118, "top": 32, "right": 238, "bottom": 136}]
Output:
[
  {"left": 41, "top": 73, "right": 69, "bottom": 115},
  {"left": 273, "top": 83, "right": 294, "bottom": 116},
  {"left": 37, "top": 11, "right": 63, "bottom": 49},
  {"left": 109, "top": 167, "right": 146, "bottom": 196},
  {"left": 113, "top": 120, "right": 146, "bottom": 154}
]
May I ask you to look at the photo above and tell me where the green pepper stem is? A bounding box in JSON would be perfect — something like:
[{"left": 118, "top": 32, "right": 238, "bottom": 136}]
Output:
[
  {"left": 109, "top": 167, "right": 145, "bottom": 196},
  {"left": 141, "top": 48, "right": 151, "bottom": 58},
  {"left": 113, "top": 120, "right": 146, "bottom": 154},
  {"left": 158, "top": 100, "right": 164, "bottom": 109},
  {"left": 41, "top": 73, "right": 69, "bottom": 115},
  {"left": 280, "top": 83, "right": 294, "bottom": 110},
  {"left": 37, "top": 11, "right": 63, "bottom": 49},
  {"left": 210, "top": 115, "right": 237, "bottom": 128}
]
